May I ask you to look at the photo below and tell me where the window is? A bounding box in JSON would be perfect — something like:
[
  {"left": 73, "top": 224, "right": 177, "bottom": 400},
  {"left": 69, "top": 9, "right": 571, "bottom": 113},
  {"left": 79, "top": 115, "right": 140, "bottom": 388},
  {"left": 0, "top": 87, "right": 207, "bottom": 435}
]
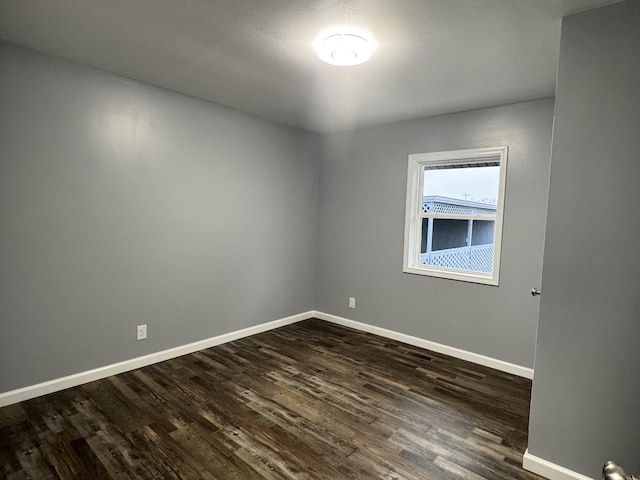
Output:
[{"left": 403, "top": 147, "right": 508, "bottom": 285}]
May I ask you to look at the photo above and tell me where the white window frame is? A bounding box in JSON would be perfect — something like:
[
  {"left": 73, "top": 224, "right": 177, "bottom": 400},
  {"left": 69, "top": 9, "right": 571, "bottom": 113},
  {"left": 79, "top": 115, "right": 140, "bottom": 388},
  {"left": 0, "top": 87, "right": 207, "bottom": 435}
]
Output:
[{"left": 403, "top": 146, "right": 508, "bottom": 286}]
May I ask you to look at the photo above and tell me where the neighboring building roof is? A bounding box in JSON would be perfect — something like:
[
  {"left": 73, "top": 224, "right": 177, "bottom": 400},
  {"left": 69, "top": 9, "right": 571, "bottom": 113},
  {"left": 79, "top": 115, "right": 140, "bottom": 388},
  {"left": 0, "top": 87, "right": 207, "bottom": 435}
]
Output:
[{"left": 422, "top": 195, "right": 497, "bottom": 215}]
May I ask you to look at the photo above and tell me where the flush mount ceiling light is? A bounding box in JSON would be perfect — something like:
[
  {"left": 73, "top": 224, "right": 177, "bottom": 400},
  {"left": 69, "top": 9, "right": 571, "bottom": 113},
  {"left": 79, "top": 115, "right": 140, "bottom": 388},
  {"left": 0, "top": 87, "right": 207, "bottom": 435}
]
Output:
[{"left": 316, "top": 33, "right": 373, "bottom": 66}]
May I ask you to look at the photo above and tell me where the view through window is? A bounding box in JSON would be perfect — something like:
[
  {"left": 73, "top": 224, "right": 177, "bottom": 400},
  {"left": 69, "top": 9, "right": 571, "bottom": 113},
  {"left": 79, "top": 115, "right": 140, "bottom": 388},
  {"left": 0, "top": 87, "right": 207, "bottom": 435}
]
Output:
[{"left": 403, "top": 147, "right": 508, "bottom": 285}]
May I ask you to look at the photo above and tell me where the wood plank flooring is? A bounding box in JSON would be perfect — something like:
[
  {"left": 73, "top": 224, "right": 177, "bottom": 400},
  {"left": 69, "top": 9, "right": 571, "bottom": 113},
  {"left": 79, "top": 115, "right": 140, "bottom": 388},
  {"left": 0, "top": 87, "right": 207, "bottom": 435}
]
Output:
[{"left": 0, "top": 319, "right": 545, "bottom": 479}]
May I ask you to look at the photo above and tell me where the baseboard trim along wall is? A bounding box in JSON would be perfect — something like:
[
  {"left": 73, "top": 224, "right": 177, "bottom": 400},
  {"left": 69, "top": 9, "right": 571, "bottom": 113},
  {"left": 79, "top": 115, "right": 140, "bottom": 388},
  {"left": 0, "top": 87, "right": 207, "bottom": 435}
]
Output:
[
  {"left": 0, "top": 310, "right": 533, "bottom": 408},
  {"left": 312, "top": 311, "right": 534, "bottom": 380},
  {"left": 0, "top": 311, "right": 312, "bottom": 408},
  {"left": 523, "top": 450, "right": 593, "bottom": 480}
]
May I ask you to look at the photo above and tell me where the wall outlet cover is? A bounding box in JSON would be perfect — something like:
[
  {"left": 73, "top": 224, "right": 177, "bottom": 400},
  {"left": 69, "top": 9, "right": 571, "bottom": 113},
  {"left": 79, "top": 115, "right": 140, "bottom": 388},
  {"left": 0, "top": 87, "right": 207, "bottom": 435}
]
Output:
[{"left": 136, "top": 324, "right": 147, "bottom": 340}]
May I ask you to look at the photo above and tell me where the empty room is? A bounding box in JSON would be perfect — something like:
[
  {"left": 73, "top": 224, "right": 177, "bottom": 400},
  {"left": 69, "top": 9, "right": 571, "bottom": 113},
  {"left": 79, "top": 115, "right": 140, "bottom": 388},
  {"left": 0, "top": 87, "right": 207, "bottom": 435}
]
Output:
[{"left": 1, "top": 1, "right": 638, "bottom": 479}]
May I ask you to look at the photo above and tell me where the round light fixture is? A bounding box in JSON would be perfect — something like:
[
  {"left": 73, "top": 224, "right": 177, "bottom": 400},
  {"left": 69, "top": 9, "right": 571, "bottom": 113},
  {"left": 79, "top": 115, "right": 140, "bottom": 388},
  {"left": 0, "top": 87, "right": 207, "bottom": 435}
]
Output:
[{"left": 316, "top": 33, "right": 373, "bottom": 66}]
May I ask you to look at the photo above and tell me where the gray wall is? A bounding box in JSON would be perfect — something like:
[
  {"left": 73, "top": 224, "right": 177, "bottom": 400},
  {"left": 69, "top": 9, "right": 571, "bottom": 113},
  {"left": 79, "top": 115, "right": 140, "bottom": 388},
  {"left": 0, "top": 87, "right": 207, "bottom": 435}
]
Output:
[
  {"left": 0, "top": 42, "right": 320, "bottom": 392},
  {"left": 315, "top": 99, "right": 554, "bottom": 368},
  {"left": 528, "top": 1, "right": 640, "bottom": 476}
]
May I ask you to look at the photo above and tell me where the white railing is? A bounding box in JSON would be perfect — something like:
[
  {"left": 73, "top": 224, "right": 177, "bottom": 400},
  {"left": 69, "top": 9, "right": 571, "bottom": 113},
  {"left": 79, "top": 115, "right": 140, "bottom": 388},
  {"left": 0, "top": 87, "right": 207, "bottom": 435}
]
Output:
[{"left": 420, "top": 244, "right": 494, "bottom": 273}]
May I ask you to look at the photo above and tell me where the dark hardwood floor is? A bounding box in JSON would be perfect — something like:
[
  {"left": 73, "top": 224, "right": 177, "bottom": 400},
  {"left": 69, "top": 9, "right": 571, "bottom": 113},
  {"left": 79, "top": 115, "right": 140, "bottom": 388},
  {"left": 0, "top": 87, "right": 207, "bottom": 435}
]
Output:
[{"left": 0, "top": 319, "right": 544, "bottom": 479}]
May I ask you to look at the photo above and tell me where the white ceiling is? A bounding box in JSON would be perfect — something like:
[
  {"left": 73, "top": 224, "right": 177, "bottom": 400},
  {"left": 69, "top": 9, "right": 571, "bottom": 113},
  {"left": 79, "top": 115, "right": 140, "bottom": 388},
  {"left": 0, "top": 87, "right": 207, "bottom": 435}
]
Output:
[{"left": 0, "top": 0, "right": 623, "bottom": 133}]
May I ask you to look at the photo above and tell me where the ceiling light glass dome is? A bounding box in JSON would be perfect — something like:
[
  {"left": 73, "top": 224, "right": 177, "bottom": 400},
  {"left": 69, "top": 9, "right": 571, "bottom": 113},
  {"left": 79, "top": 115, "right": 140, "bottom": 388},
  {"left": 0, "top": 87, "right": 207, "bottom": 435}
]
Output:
[{"left": 316, "top": 33, "right": 373, "bottom": 66}]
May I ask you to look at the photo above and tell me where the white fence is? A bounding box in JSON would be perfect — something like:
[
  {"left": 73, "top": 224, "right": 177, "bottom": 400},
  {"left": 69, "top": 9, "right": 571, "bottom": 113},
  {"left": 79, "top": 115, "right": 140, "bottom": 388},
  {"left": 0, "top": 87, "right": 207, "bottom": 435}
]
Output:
[{"left": 420, "top": 244, "right": 494, "bottom": 273}]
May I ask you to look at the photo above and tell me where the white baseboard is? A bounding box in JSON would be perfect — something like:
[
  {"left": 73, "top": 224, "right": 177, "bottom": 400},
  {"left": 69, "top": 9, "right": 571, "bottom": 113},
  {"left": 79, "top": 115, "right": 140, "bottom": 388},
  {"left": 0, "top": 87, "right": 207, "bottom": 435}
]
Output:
[
  {"left": 311, "top": 311, "right": 534, "bottom": 379},
  {"left": 523, "top": 449, "right": 593, "bottom": 480},
  {"left": 0, "top": 310, "right": 533, "bottom": 408},
  {"left": 0, "top": 311, "right": 312, "bottom": 408}
]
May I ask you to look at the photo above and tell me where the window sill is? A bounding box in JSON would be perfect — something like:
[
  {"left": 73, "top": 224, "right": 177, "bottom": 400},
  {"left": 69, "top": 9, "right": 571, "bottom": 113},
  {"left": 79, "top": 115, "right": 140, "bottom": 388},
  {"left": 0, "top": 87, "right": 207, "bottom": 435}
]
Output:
[{"left": 403, "top": 265, "right": 499, "bottom": 286}]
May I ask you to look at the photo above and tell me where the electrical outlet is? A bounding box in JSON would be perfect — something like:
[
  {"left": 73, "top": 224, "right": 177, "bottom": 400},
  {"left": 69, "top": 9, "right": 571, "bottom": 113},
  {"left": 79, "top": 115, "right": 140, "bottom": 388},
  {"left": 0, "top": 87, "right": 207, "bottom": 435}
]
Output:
[
  {"left": 349, "top": 297, "right": 356, "bottom": 308},
  {"left": 136, "top": 324, "right": 147, "bottom": 340}
]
